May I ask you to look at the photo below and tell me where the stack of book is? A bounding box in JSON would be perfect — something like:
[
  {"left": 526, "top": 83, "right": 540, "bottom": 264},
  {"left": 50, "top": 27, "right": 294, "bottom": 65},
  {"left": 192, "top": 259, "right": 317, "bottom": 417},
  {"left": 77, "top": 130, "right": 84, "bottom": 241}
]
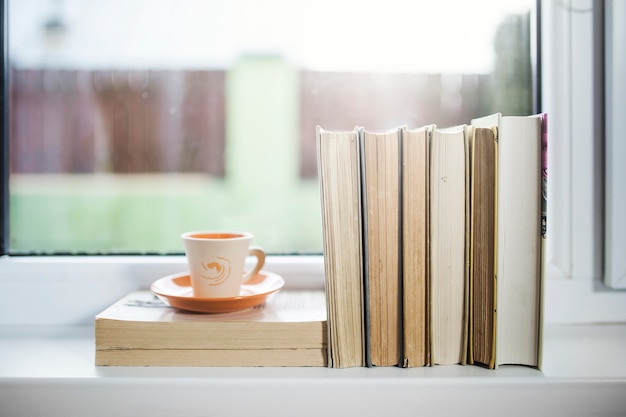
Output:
[
  {"left": 316, "top": 113, "right": 547, "bottom": 369},
  {"left": 95, "top": 290, "right": 327, "bottom": 367}
]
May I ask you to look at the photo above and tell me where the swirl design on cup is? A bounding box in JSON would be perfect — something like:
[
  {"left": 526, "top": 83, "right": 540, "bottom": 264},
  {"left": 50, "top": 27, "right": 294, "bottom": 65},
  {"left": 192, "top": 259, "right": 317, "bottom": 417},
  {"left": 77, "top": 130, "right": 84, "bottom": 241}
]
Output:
[{"left": 200, "top": 257, "right": 231, "bottom": 286}]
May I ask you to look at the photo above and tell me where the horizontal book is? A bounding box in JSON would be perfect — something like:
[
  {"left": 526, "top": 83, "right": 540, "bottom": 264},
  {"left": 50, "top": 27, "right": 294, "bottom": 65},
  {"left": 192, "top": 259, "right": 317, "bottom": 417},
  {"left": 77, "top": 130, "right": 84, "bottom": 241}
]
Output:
[
  {"left": 97, "top": 348, "right": 326, "bottom": 367},
  {"left": 95, "top": 290, "right": 327, "bottom": 367}
]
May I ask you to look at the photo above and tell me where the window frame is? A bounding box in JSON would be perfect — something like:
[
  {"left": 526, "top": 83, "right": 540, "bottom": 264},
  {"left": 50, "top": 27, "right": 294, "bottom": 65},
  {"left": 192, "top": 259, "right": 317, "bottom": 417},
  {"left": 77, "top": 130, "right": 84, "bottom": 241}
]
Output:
[
  {"left": 603, "top": 0, "right": 626, "bottom": 288},
  {"left": 1, "top": 0, "right": 625, "bottom": 327},
  {"left": 2, "top": 0, "right": 8, "bottom": 254}
]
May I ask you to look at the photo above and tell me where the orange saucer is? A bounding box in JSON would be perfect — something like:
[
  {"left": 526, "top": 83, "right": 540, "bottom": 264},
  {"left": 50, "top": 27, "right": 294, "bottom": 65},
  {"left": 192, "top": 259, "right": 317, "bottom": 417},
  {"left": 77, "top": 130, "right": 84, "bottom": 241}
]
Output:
[{"left": 150, "top": 270, "right": 285, "bottom": 313}]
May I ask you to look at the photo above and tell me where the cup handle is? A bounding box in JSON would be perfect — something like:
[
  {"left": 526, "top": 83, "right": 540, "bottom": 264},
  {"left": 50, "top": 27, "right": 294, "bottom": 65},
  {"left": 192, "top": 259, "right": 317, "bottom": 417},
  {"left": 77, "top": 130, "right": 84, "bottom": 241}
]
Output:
[{"left": 242, "top": 246, "right": 265, "bottom": 284}]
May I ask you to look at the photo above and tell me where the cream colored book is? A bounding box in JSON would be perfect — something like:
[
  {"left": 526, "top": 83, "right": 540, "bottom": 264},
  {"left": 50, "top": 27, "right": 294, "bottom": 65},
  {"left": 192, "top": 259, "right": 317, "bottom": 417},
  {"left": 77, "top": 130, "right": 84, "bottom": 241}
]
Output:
[
  {"left": 361, "top": 127, "right": 402, "bottom": 367},
  {"left": 95, "top": 290, "right": 327, "bottom": 367},
  {"left": 471, "top": 113, "right": 543, "bottom": 369},
  {"left": 96, "top": 348, "right": 326, "bottom": 367},
  {"left": 316, "top": 126, "right": 365, "bottom": 368},
  {"left": 401, "top": 125, "right": 433, "bottom": 367},
  {"left": 429, "top": 125, "right": 468, "bottom": 366}
]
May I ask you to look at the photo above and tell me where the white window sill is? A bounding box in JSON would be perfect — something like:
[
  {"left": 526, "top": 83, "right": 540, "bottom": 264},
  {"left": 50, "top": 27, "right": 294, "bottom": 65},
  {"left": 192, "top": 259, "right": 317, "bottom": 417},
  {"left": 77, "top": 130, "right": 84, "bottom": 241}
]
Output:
[
  {"left": 1, "top": 255, "right": 626, "bottom": 325},
  {"left": 0, "top": 323, "right": 625, "bottom": 417},
  {"left": 1, "top": 255, "right": 626, "bottom": 416}
]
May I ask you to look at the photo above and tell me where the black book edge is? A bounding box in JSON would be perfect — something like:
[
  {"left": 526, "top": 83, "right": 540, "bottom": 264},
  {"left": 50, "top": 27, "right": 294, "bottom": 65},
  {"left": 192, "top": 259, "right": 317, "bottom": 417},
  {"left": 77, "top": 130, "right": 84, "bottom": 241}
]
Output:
[
  {"left": 358, "top": 126, "right": 372, "bottom": 368},
  {"left": 398, "top": 126, "right": 405, "bottom": 368}
]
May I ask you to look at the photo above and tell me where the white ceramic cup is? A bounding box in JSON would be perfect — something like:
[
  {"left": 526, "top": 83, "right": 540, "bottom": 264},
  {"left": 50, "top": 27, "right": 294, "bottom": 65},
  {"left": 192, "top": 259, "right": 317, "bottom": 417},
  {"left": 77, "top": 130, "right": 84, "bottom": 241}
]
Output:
[{"left": 181, "top": 231, "right": 265, "bottom": 298}]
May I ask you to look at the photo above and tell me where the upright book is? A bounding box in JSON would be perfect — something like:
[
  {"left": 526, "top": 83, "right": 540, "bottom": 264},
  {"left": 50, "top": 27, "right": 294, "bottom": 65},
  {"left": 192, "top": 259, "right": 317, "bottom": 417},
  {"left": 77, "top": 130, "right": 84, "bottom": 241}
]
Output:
[
  {"left": 429, "top": 125, "right": 469, "bottom": 366},
  {"left": 95, "top": 290, "right": 327, "bottom": 367},
  {"left": 401, "top": 125, "right": 432, "bottom": 367},
  {"left": 316, "top": 126, "right": 365, "bottom": 368},
  {"left": 467, "top": 126, "right": 498, "bottom": 368},
  {"left": 471, "top": 113, "right": 544, "bottom": 369},
  {"left": 360, "top": 127, "right": 402, "bottom": 367}
]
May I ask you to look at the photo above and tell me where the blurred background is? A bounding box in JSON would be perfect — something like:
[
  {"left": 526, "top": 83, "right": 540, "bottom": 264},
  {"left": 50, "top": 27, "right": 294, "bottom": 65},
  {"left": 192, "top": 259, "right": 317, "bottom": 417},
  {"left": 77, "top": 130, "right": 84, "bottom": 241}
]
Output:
[{"left": 7, "top": 0, "right": 534, "bottom": 254}]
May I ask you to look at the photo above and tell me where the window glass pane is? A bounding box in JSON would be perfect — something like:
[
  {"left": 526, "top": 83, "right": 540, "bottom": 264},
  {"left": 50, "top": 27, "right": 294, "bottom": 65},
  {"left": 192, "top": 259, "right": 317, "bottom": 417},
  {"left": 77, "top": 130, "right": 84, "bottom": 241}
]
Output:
[{"left": 8, "top": 0, "right": 535, "bottom": 254}]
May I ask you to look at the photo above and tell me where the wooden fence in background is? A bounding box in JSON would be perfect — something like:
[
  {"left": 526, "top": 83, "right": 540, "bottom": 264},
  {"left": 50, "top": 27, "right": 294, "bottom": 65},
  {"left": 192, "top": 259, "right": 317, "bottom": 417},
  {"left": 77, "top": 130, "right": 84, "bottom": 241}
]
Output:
[
  {"left": 10, "top": 67, "right": 491, "bottom": 178},
  {"left": 9, "top": 68, "right": 226, "bottom": 175},
  {"left": 299, "top": 71, "right": 492, "bottom": 177}
]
